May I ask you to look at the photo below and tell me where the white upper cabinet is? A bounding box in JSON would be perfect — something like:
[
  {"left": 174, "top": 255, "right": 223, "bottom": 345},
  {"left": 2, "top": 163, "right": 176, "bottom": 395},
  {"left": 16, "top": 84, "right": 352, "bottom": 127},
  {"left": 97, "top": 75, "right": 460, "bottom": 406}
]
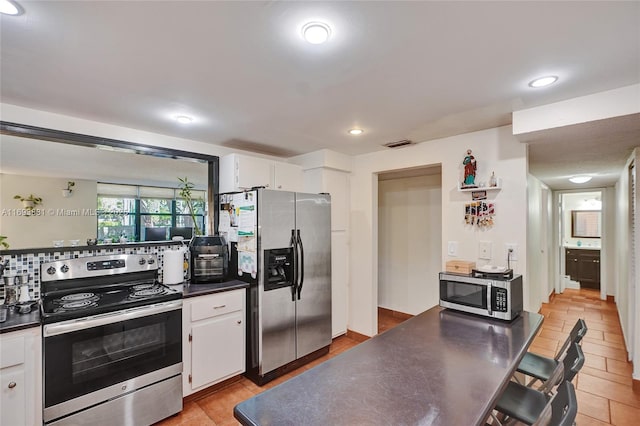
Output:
[
  {"left": 219, "top": 154, "right": 302, "bottom": 193},
  {"left": 273, "top": 162, "right": 303, "bottom": 192}
]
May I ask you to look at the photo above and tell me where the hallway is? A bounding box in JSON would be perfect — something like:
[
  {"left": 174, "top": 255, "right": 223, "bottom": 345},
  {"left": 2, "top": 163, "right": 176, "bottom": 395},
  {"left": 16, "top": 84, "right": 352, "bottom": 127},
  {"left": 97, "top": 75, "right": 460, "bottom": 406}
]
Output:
[{"left": 533, "top": 288, "right": 640, "bottom": 425}]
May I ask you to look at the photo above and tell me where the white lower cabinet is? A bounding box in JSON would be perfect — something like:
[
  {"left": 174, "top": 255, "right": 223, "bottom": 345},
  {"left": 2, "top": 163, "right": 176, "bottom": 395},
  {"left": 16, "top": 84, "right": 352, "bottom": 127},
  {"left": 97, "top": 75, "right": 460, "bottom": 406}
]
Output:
[
  {"left": 182, "top": 289, "right": 246, "bottom": 396},
  {"left": 0, "top": 326, "right": 42, "bottom": 426}
]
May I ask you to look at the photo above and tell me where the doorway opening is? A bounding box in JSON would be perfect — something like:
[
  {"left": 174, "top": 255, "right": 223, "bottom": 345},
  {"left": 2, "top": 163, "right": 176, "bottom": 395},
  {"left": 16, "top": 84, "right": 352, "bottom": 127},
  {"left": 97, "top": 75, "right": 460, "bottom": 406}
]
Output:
[
  {"left": 558, "top": 191, "right": 603, "bottom": 294},
  {"left": 376, "top": 165, "right": 442, "bottom": 333}
]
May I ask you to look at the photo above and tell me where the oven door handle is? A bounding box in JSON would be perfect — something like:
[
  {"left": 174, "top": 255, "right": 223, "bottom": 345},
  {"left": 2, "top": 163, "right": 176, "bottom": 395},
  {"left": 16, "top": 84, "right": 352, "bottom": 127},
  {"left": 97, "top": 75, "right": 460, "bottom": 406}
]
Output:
[
  {"left": 43, "top": 300, "right": 182, "bottom": 337},
  {"left": 486, "top": 282, "right": 493, "bottom": 316}
]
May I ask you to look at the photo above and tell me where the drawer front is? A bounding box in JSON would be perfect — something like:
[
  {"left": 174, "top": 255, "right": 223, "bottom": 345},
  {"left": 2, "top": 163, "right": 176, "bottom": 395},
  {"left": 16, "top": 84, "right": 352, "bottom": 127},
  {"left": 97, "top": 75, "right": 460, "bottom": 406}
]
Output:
[
  {"left": 0, "top": 336, "right": 25, "bottom": 369},
  {"left": 190, "top": 290, "right": 244, "bottom": 322}
]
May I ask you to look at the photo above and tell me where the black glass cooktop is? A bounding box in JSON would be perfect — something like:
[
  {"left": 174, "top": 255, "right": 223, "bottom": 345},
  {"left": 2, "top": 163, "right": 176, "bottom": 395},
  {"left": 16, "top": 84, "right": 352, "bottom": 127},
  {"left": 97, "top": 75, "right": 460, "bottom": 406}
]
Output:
[{"left": 41, "top": 280, "right": 182, "bottom": 324}]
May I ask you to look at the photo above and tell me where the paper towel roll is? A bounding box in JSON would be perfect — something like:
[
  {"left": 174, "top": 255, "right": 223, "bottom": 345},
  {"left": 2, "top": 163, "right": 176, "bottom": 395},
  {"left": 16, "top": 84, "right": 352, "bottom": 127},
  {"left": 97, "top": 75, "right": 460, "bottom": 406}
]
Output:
[{"left": 163, "top": 248, "right": 185, "bottom": 285}]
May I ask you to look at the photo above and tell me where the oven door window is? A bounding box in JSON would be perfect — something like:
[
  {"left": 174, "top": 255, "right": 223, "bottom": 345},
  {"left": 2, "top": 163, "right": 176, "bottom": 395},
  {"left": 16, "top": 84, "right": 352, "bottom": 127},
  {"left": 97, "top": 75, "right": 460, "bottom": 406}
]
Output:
[
  {"left": 440, "top": 280, "right": 488, "bottom": 310},
  {"left": 44, "top": 310, "right": 181, "bottom": 408}
]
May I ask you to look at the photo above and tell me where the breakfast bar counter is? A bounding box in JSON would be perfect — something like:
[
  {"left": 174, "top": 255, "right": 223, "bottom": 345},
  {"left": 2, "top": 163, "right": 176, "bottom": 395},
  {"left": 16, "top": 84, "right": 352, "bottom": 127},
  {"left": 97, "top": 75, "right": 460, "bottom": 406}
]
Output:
[{"left": 234, "top": 306, "right": 543, "bottom": 426}]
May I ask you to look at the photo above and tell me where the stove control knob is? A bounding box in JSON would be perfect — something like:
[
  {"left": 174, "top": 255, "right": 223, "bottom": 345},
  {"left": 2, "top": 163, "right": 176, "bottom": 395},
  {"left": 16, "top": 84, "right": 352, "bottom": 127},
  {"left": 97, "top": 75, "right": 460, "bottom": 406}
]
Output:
[
  {"left": 147, "top": 258, "right": 155, "bottom": 265},
  {"left": 46, "top": 266, "right": 56, "bottom": 275},
  {"left": 138, "top": 258, "right": 147, "bottom": 265},
  {"left": 60, "top": 265, "right": 69, "bottom": 273}
]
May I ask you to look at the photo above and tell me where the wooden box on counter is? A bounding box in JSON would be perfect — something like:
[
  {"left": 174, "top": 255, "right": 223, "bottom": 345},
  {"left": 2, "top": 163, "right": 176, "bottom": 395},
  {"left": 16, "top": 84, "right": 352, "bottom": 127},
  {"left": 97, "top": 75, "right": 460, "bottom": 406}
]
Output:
[{"left": 445, "top": 260, "right": 476, "bottom": 275}]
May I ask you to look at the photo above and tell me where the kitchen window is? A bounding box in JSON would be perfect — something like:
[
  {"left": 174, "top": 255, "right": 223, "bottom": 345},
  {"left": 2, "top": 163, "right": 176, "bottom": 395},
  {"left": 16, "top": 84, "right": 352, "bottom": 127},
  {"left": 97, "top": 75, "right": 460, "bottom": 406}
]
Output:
[{"left": 97, "top": 183, "right": 206, "bottom": 242}]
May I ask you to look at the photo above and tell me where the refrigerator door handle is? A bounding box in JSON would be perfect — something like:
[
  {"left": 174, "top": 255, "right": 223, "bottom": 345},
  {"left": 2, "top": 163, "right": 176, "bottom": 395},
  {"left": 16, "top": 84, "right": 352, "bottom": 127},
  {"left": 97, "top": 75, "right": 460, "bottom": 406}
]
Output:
[
  {"left": 296, "top": 229, "right": 304, "bottom": 299},
  {"left": 290, "top": 229, "right": 298, "bottom": 302}
]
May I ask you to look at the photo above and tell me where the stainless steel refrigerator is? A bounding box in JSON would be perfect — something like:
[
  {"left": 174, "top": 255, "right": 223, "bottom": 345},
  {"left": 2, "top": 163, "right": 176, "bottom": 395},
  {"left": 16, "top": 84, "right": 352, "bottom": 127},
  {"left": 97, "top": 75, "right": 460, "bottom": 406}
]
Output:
[{"left": 218, "top": 189, "right": 331, "bottom": 385}]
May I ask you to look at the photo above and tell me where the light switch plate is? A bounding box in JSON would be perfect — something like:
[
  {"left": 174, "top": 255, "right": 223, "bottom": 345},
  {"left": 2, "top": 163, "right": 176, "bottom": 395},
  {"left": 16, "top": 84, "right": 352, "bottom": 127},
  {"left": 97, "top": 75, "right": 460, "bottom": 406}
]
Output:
[
  {"left": 479, "top": 241, "right": 492, "bottom": 260},
  {"left": 448, "top": 241, "right": 458, "bottom": 257}
]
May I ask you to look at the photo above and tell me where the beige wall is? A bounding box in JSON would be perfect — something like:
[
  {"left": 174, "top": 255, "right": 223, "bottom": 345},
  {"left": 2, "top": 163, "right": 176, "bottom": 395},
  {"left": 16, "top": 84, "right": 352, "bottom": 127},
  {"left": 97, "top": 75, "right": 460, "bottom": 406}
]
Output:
[
  {"left": 378, "top": 174, "right": 442, "bottom": 315},
  {"left": 0, "top": 174, "right": 97, "bottom": 249}
]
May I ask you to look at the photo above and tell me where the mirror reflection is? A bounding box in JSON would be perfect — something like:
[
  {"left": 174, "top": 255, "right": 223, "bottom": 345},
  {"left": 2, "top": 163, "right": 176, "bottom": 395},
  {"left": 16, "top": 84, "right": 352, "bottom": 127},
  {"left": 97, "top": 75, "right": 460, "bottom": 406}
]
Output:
[
  {"left": 571, "top": 210, "right": 601, "bottom": 239},
  {"left": 0, "top": 133, "right": 209, "bottom": 250}
]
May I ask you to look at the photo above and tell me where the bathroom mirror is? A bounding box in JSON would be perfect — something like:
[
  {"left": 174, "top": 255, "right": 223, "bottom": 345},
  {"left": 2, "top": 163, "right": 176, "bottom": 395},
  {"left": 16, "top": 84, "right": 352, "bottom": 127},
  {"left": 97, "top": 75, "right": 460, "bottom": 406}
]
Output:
[
  {"left": 0, "top": 121, "right": 218, "bottom": 250},
  {"left": 571, "top": 210, "right": 601, "bottom": 239}
]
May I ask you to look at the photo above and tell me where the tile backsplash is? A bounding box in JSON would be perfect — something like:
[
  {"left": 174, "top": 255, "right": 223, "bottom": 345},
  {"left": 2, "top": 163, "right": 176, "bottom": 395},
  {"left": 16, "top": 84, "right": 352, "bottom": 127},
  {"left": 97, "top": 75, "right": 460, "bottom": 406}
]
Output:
[{"left": 0, "top": 242, "right": 187, "bottom": 301}]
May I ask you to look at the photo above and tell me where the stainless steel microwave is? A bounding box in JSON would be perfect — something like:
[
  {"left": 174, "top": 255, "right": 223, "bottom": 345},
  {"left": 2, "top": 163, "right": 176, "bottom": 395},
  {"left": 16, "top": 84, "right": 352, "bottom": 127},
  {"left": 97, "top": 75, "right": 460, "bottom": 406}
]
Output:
[{"left": 439, "top": 272, "right": 523, "bottom": 321}]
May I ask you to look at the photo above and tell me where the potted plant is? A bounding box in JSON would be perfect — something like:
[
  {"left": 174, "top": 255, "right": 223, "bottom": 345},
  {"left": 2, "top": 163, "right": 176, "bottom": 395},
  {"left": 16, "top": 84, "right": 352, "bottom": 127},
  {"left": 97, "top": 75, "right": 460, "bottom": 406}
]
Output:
[
  {"left": 178, "top": 177, "right": 202, "bottom": 236},
  {"left": 13, "top": 194, "right": 43, "bottom": 212}
]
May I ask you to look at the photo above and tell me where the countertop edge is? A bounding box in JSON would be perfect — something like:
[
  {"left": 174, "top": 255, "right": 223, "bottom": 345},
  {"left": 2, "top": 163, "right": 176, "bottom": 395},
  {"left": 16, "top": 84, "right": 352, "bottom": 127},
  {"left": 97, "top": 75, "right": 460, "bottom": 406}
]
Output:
[
  {"left": 181, "top": 280, "right": 249, "bottom": 298},
  {"left": 0, "top": 311, "right": 40, "bottom": 334}
]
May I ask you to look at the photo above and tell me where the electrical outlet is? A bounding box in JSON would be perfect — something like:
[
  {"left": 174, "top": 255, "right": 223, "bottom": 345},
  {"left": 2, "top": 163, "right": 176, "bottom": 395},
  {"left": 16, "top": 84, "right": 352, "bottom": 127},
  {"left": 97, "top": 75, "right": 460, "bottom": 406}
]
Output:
[
  {"left": 448, "top": 241, "right": 458, "bottom": 257},
  {"left": 479, "top": 241, "right": 492, "bottom": 260},
  {"left": 506, "top": 243, "right": 518, "bottom": 261}
]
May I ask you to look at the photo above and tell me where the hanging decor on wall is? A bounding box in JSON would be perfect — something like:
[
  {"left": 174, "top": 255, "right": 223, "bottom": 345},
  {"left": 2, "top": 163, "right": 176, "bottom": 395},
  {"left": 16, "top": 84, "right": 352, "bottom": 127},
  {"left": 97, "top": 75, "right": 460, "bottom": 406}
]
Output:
[{"left": 465, "top": 201, "right": 495, "bottom": 228}]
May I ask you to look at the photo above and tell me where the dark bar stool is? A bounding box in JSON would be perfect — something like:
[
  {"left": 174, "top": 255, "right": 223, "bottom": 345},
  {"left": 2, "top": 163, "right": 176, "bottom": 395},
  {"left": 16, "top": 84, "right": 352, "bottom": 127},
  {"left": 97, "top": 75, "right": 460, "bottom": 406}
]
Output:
[
  {"left": 490, "top": 381, "right": 577, "bottom": 426},
  {"left": 490, "top": 343, "right": 584, "bottom": 425},
  {"left": 516, "top": 318, "right": 587, "bottom": 388}
]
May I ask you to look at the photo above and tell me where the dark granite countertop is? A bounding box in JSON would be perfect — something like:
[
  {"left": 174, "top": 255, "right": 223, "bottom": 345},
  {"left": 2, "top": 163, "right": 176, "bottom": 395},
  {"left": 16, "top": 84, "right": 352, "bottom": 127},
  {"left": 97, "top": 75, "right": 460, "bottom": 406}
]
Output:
[
  {"left": 179, "top": 280, "right": 249, "bottom": 298},
  {"left": 0, "top": 305, "right": 40, "bottom": 334},
  {"left": 234, "top": 307, "right": 543, "bottom": 426}
]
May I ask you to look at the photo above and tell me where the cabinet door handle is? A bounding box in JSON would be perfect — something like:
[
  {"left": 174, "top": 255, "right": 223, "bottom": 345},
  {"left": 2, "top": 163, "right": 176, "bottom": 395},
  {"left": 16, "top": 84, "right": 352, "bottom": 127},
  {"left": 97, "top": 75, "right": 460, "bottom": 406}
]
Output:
[
  {"left": 574, "top": 259, "right": 578, "bottom": 262},
  {"left": 593, "top": 260, "right": 599, "bottom": 263},
  {"left": 213, "top": 304, "right": 226, "bottom": 309},
  {"left": 8, "top": 382, "right": 16, "bottom": 389},
  {"left": 237, "top": 320, "right": 242, "bottom": 324}
]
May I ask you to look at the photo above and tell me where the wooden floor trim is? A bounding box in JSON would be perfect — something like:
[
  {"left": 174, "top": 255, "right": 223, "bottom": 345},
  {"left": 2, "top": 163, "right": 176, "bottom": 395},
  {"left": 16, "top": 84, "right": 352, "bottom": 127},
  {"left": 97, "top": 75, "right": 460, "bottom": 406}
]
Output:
[
  {"left": 346, "top": 329, "right": 370, "bottom": 343},
  {"left": 378, "top": 307, "right": 414, "bottom": 321}
]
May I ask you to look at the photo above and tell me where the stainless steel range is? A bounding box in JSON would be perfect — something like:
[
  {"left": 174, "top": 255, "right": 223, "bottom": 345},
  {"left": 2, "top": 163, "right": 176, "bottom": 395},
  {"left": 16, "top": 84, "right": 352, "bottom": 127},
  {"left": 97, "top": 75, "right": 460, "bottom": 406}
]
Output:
[{"left": 40, "top": 254, "right": 183, "bottom": 426}]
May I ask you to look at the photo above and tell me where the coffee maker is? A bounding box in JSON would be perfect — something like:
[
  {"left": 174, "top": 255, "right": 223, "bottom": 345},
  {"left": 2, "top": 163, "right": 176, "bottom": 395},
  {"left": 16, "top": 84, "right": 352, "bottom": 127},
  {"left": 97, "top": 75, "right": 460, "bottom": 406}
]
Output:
[{"left": 189, "top": 235, "right": 229, "bottom": 283}]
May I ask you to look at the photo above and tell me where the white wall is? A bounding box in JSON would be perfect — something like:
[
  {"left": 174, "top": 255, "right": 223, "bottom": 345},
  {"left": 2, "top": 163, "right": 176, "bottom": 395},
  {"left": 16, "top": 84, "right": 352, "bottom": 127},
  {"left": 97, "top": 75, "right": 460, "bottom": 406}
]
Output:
[
  {"left": 513, "top": 84, "right": 640, "bottom": 135},
  {"left": 350, "top": 126, "right": 528, "bottom": 336},
  {"left": 378, "top": 174, "right": 442, "bottom": 315},
  {"left": 0, "top": 175, "right": 97, "bottom": 249},
  {"left": 527, "top": 174, "right": 552, "bottom": 308},
  {"left": 602, "top": 187, "right": 616, "bottom": 297}
]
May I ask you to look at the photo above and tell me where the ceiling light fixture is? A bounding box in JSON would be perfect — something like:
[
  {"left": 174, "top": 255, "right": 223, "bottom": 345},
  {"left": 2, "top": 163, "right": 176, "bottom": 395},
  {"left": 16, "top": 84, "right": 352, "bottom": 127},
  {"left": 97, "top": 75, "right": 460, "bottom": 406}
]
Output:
[
  {"left": 348, "top": 128, "right": 363, "bottom": 135},
  {"left": 175, "top": 115, "right": 193, "bottom": 124},
  {"left": 0, "top": 0, "right": 21, "bottom": 15},
  {"left": 569, "top": 176, "right": 592, "bottom": 184},
  {"left": 528, "top": 76, "right": 558, "bottom": 88},
  {"left": 302, "top": 22, "right": 331, "bottom": 44}
]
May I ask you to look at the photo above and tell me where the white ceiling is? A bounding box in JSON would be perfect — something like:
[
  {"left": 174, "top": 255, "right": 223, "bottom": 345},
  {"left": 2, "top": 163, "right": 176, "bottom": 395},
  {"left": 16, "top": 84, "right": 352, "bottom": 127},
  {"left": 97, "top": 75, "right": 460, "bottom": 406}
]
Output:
[{"left": 1, "top": 1, "right": 639, "bottom": 190}]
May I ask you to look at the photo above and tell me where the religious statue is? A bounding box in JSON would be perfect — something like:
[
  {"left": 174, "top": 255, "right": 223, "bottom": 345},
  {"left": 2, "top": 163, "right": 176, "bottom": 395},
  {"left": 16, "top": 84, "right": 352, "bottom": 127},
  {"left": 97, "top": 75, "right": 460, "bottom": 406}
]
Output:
[{"left": 462, "top": 149, "right": 477, "bottom": 187}]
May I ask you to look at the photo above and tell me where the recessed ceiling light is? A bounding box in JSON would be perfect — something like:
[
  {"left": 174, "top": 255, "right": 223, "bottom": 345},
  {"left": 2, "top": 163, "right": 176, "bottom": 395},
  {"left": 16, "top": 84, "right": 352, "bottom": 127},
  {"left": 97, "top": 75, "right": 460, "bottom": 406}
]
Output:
[
  {"left": 528, "top": 76, "right": 558, "bottom": 88},
  {"left": 348, "top": 128, "right": 363, "bottom": 135},
  {"left": 175, "top": 115, "right": 193, "bottom": 124},
  {"left": 569, "top": 176, "right": 592, "bottom": 184},
  {"left": 302, "top": 22, "right": 331, "bottom": 44},
  {"left": 0, "top": 0, "right": 21, "bottom": 15}
]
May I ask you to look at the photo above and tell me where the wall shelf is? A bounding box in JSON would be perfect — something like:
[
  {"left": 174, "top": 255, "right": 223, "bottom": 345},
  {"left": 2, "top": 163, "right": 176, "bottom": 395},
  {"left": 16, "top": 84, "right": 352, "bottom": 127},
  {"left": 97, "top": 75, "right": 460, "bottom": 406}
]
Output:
[{"left": 458, "top": 185, "right": 501, "bottom": 192}]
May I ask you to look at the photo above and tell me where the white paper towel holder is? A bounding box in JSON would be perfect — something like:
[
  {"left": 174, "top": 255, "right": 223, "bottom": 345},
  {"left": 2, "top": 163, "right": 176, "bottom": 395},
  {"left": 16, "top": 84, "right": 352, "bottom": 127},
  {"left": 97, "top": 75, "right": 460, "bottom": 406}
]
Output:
[{"left": 163, "top": 245, "right": 187, "bottom": 285}]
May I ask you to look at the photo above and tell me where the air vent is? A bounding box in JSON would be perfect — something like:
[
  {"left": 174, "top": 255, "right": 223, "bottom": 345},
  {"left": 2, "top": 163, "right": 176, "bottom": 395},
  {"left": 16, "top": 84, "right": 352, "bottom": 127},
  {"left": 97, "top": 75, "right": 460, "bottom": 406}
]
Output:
[{"left": 383, "top": 139, "right": 415, "bottom": 149}]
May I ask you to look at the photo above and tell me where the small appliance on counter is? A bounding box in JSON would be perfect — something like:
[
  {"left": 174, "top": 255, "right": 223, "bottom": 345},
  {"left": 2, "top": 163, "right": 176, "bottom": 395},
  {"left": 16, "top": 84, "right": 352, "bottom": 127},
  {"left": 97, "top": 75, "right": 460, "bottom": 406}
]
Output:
[
  {"left": 189, "top": 235, "right": 229, "bottom": 283},
  {"left": 439, "top": 272, "right": 523, "bottom": 321}
]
